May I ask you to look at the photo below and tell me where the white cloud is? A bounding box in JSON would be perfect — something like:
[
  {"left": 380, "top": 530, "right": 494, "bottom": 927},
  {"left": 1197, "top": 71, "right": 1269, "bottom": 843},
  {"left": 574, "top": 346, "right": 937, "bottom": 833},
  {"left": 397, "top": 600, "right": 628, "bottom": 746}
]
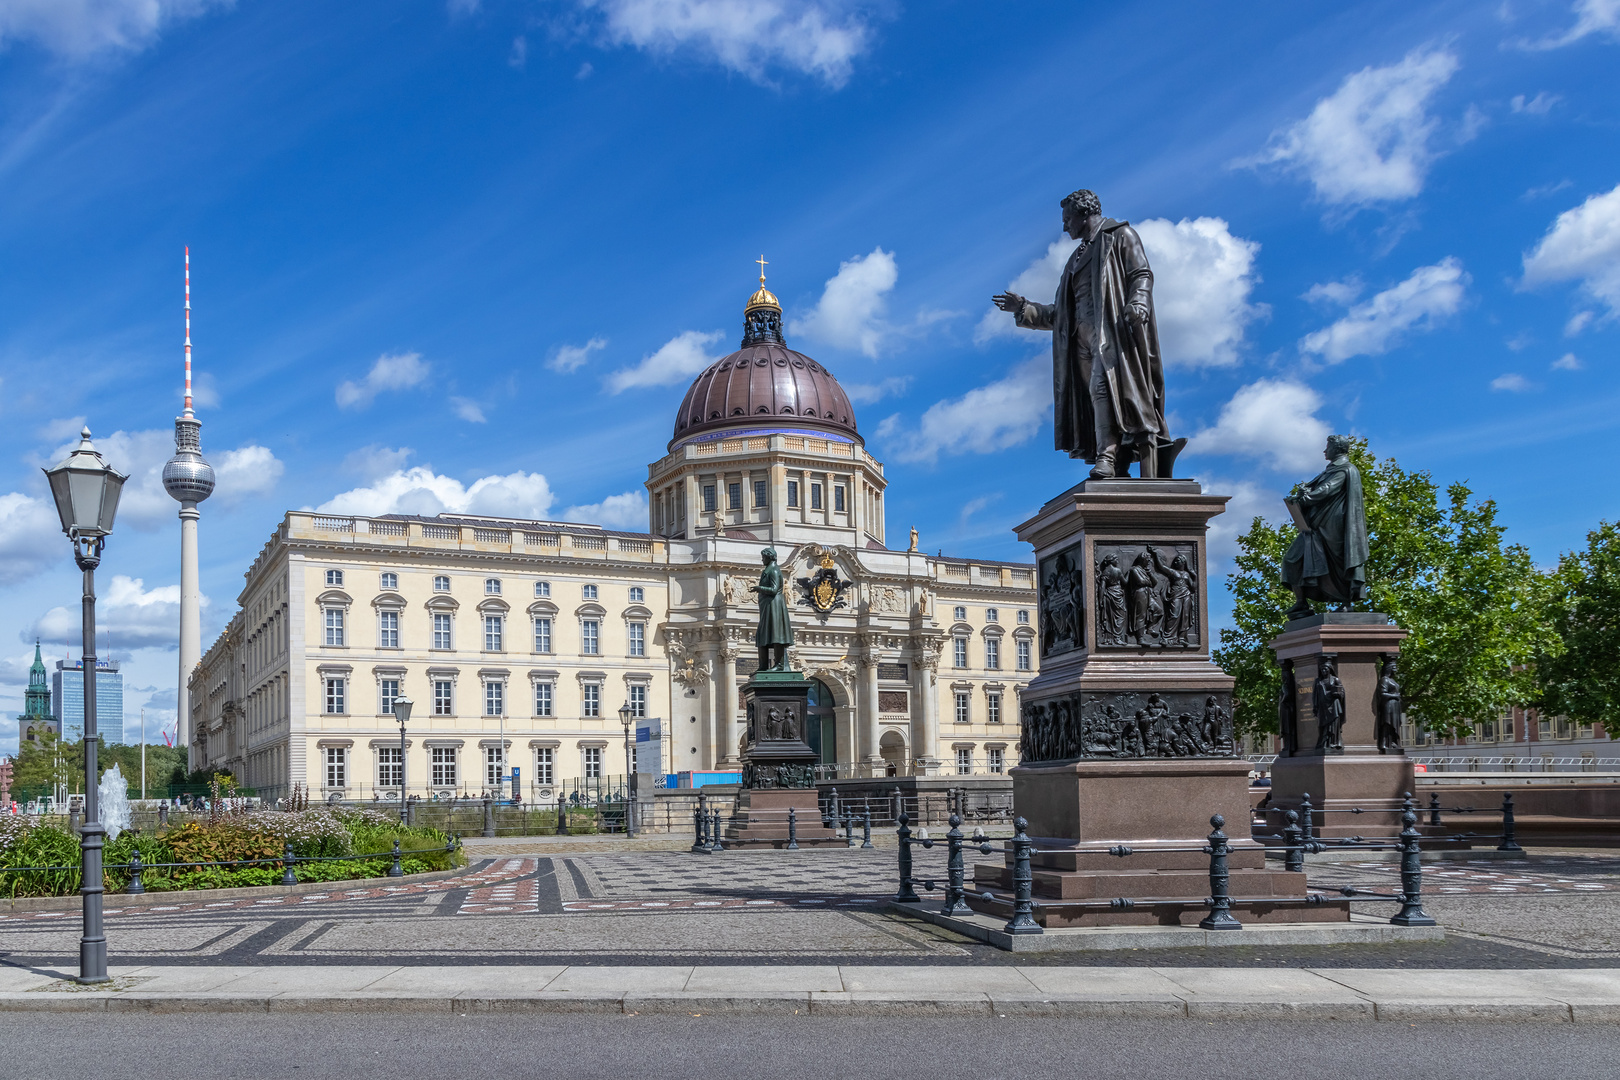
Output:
[
  {"left": 30, "top": 575, "right": 186, "bottom": 651},
  {"left": 40, "top": 416, "right": 88, "bottom": 441},
  {"left": 606, "top": 329, "right": 724, "bottom": 393},
  {"left": 1299, "top": 257, "right": 1469, "bottom": 363},
  {"left": 335, "top": 352, "right": 429, "bottom": 410},
  {"left": 213, "top": 445, "right": 283, "bottom": 501},
  {"left": 1185, "top": 379, "right": 1332, "bottom": 474},
  {"left": 576, "top": 61, "right": 594, "bottom": 79},
  {"left": 1553, "top": 352, "right": 1583, "bottom": 371},
  {"left": 1517, "top": 0, "right": 1620, "bottom": 50},
  {"left": 1566, "top": 310, "right": 1596, "bottom": 336},
  {"left": 341, "top": 445, "right": 414, "bottom": 479},
  {"left": 548, "top": 337, "right": 608, "bottom": 374},
  {"left": 1245, "top": 47, "right": 1459, "bottom": 204},
  {"left": 877, "top": 357, "right": 1048, "bottom": 465},
  {"left": 1303, "top": 277, "right": 1364, "bottom": 306},
  {"left": 576, "top": 0, "right": 876, "bottom": 88},
  {"left": 1199, "top": 477, "right": 1280, "bottom": 569},
  {"left": 843, "top": 376, "right": 911, "bottom": 405},
  {"left": 1511, "top": 92, "right": 1561, "bottom": 115},
  {"left": 509, "top": 35, "right": 527, "bottom": 67},
  {"left": 563, "top": 490, "right": 648, "bottom": 530},
  {"left": 1490, "top": 373, "right": 1533, "bottom": 392},
  {"left": 318, "top": 467, "right": 556, "bottom": 521},
  {"left": 53, "top": 428, "right": 285, "bottom": 530},
  {"left": 1133, "top": 217, "right": 1265, "bottom": 368},
  {"left": 451, "top": 397, "right": 487, "bottom": 423},
  {"left": 1521, "top": 183, "right": 1620, "bottom": 317},
  {"left": 974, "top": 235, "right": 1080, "bottom": 343},
  {"left": 0, "top": 492, "right": 63, "bottom": 585},
  {"left": 0, "top": 0, "right": 230, "bottom": 59},
  {"left": 788, "top": 247, "right": 897, "bottom": 358}
]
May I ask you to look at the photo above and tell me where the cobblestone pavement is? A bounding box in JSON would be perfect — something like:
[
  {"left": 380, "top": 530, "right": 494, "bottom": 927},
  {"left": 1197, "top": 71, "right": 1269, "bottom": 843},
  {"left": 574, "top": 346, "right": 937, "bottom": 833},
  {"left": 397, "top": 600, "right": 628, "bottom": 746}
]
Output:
[{"left": 1, "top": 848, "right": 1616, "bottom": 969}]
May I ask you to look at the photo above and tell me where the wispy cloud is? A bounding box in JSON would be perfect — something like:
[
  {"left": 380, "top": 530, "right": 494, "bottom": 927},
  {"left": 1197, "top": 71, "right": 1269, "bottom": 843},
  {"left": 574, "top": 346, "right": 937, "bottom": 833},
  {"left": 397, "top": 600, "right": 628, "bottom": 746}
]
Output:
[
  {"left": 843, "top": 376, "right": 911, "bottom": 405},
  {"left": 30, "top": 575, "right": 189, "bottom": 651},
  {"left": 1522, "top": 182, "right": 1620, "bottom": 319},
  {"left": 563, "top": 490, "right": 648, "bottom": 530},
  {"left": 606, "top": 329, "right": 724, "bottom": 393},
  {"left": 318, "top": 466, "right": 555, "bottom": 520},
  {"left": 876, "top": 357, "right": 1048, "bottom": 465},
  {"left": 1490, "top": 373, "right": 1534, "bottom": 392},
  {"left": 0, "top": 492, "right": 62, "bottom": 585},
  {"left": 1512, "top": 0, "right": 1620, "bottom": 51},
  {"left": 335, "top": 352, "right": 430, "bottom": 410},
  {"left": 788, "top": 247, "right": 897, "bottom": 358},
  {"left": 450, "top": 397, "right": 487, "bottom": 423},
  {"left": 1510, "top": 91, "right": 1561, "bottom": 115},
  {"left": 1299, "top": 258, "right": 1469, "bottom": 362},
  {"left": 1553, "top": 352, "right": 1584, "bottom": 371},
  {"left": 548, "top": 336, "right": 608, "bottom": 374},
  {"left": 0, "top": 0, "right": 233, "bottom": 59},
  {"left": 1185, "top": 379, "right": 1332, "bottom": 474}
]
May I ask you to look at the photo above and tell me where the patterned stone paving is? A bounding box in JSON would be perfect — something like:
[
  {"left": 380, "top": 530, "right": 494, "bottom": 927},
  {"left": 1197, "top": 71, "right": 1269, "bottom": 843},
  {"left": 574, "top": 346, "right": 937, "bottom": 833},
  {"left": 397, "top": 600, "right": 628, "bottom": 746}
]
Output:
[{"left": 1305, "top": 856, "right": 1620, "bottom": 896}]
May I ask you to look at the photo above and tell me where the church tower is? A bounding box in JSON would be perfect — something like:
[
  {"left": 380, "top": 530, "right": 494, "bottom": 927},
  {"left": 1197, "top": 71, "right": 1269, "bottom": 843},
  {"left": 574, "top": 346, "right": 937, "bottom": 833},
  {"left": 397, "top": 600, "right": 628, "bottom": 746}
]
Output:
[{"left": 20, "top": 642, "right": 58, "bottom": 744}]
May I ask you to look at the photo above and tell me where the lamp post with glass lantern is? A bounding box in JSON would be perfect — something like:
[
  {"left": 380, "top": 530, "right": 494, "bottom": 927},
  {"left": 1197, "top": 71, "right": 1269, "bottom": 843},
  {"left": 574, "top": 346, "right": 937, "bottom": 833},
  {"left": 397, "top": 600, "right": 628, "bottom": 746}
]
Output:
[
  {"left": 392, "top": 695, "right": 413, "bottom": 824},
  {"left": 619, "top": 701, "right": 636, "bottom": 839},
  {"left": 43, "top": 427, "right": 127, "bottom": 985}
]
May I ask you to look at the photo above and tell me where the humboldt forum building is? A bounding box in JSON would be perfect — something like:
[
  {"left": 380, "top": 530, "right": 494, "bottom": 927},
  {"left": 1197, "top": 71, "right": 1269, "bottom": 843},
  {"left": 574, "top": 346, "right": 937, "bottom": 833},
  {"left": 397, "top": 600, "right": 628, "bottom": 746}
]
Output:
[{"left": 190, "top": 280, "right": 1037, "bottom": 803}]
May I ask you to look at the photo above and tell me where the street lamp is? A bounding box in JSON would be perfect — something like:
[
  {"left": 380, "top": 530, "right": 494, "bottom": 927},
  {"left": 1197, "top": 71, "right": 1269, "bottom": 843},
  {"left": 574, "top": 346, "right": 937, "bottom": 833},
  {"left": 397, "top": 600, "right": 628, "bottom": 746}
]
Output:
[
  {"left": 43, "top": 427, "right": 127, "bottom": 986},
  {"left": 619, "top": 701, "right": 636, "bottom": 839},
  {"left": 392, "top": 695, "right": 413, "bottom": 824}
]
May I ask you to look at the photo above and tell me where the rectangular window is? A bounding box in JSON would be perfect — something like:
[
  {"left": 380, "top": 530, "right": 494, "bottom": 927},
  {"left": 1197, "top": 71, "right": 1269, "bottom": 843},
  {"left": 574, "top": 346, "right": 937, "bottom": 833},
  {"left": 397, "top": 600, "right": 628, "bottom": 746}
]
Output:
[
  {"left": 628, "top": 622, "right": 646, "bottom": 657},
  {"left": 324, "top": 746, "right": 347, "bottom": 788},
  {"left": 432, "top": 680, "right": 453, "bottom": 716},
  {"left": 380, "top": 678, "right": 400, "bottom": 715},
  {"left": 954, "top": 606, "right": 967, "bottom": 621},
  {"left": 485, "top": 745, "right": 504, "bottom": 788},
  {"left": 630, "top": 684, "right": 647, "bottom": 717},
  {"left": 485, "top": 578, "right": 502, "bottom": 595},
  {"left": 955, "top": 692, "right": 970, "bottom": 724},
  {"left": 534, "top": 617, "right": 552, "bottom": 653},
  {"left": 484, "top": 680, "right": 504, "bottom": 717},
  {"left": 378, "top": 611, "right": 399, "bottom": 649},
  {"left": 324, "top": 608, "right": 345, "bottom": 647},
  {"left": 728, "top": 482, "right": 741, "bottom": 510},
  {"left": 377, "top": 746, "right": 402, "bottom": 788},
  {"left": 834, "top": 486, "right": 846, "bottom": 512},
  {"left": 1017, "top": 640, "right": 1032, "bottom": 671},
  {"left": 985, "top": 638, "right": 1000, "bottom": 670},
  {"left": 433, "top": 575, "right": 450, "bottom": 592},
  {"left": 433, "top": 613, "right": 452, "bottom": 650},
  {"left": 629, "top": 586, "right": 644, "bottom": 603},
  {"left": 581, "top": 620, "right": 600, "bottom": 655},
  {"left": 325, "top": 569, "right": 344, "bottom": 586},
  {"left": 1017, "top": 610, "right": 1030, "bottom": 624},
  {"left": 582, "top": 584, "right": 598, "bottom": 600},
  {"left": 753, "top": 479, "right": 767, "bottom": 507},
  {"left": 380, "top": 572, "right": 397, "bottom": 591},
  {"left": 583, "top": 746, "right": 603, "bottom": 779},
  {"left": 325, "top": 678, "right": 346, "bottom": 715},
  {"left": 431, "top": 746, "right": 456, "bottom": 787},
  {"left": 955, "top": 747, "right": 972, "bottom": 775},
  {"left": 484, "top": 615, "right": 503, "bottom": 652},
  {"left": 986, "top": 607, "right": 999, "bottom": 623},
  {"left": 987, "top": 693, "right": 1002, "bottom": 724},
  {"left": 703, "top": 484, "right": 717, "bottom": 512},
  {"left": 954, "top": 637, "right": 968, "bottom": 668},
  {"left": 583, "top": 683, "right": 600, "bottom": 718},
  {"left": 811, "top": 483, "right": 823, "bottom": 510},
  {"left": 787, "top": 480, "right": 799, "bottom": 507},
  {"left": 535, "top": 580, "right": 551, "bottom": 598},
  {"left": 535, "top": 748, "right": 554, "bottom": 786},
  {"left": 988, "top": 746, "right": 1005, "bottom": 774},
  {"left": 535, "top": 682, "right": 553, "bottom": 717}
]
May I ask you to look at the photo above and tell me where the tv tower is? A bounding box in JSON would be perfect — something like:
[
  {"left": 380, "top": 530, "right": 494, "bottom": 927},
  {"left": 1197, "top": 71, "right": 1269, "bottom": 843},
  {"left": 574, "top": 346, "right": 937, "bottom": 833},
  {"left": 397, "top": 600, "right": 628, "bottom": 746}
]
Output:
[{"left": 162, "top": 248, "right": 215, "bottom": 768}]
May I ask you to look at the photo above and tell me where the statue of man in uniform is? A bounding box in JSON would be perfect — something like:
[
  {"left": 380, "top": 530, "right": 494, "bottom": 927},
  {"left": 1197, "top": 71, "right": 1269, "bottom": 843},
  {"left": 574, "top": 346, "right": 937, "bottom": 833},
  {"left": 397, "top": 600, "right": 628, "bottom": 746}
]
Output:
[
  {"left": 750, "top": 547, "right": 794, "bottom": 671},
  {"left": 1282, "top": 435, "right": 1370, "bottom": 619},
  {"left": 992, "top": 188, "right": 1180, "bottom": 479}
]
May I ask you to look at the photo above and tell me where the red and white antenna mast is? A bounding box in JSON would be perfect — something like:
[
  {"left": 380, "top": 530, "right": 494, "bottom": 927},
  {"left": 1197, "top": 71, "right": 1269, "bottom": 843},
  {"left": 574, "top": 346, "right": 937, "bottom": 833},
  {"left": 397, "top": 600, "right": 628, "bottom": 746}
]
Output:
[{"left": 183, "top": 246, "right": 194, "bottom": 417}]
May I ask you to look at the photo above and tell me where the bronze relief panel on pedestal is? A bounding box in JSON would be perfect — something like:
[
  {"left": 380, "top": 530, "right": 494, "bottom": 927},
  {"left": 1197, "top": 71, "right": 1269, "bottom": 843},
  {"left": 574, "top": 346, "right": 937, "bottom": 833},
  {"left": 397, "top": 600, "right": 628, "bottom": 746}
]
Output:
[
  {"left": 1094, "top": 541, "right": 1199, "bottom": 649},
  {"left": 1018, "top": 690, "right": 1235, "bottom": 764},
  {"left": 1038, "top": 541, "right": 1086, "bottom": 658}
]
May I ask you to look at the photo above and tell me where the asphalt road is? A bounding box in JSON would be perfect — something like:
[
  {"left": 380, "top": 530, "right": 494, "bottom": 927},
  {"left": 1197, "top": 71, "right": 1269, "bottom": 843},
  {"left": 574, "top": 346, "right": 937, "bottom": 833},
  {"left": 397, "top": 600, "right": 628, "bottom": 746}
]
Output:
[{"left": 3, "top": 1014, "right": 1615, "bottom": 1080}]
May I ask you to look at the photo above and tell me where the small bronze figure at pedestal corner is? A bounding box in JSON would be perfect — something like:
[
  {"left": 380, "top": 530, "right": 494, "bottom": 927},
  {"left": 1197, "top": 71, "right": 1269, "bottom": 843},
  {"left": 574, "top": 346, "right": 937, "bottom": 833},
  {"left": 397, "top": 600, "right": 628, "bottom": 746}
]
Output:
[
  {"left": 990, "top": 188, "right": 1185, "bottom": 480},
  {"left": 1373, "top": 654, "right": 1403, "bottom": 754},
  {"left": 1278, "top": 658, "right": 1298, "bottom": 757},
  {"left": 750, "top": 547, "right": 794, "bottom": 671},
  {"left": 1282, "top": 434, "right": 1370, "bottom": 619},
  {"left": 1312, "top": 655, "right": 1346, "bottom": 752}
]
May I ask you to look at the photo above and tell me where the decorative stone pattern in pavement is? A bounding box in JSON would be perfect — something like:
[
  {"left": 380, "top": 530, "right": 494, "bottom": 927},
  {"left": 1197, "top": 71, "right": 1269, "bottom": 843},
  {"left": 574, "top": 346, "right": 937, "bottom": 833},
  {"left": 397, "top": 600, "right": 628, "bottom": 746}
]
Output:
[{"left": 1306, "top": 856, "right": 1620, "bottom": 896}]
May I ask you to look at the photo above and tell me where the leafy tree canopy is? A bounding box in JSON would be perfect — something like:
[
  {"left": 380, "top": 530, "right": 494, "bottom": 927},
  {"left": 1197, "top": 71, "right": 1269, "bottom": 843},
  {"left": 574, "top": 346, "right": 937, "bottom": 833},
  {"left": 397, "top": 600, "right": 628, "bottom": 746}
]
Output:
[{"left": 1536, "top": 521, "right": 1620, "bottom": 737}]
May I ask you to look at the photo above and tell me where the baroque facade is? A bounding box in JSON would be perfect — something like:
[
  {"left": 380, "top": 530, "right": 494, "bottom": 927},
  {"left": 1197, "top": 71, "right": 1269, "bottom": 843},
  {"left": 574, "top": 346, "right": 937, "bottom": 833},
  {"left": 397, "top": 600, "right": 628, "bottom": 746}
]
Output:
[{"left": 190, "top": 278, "right": 1036, "bottom": 803}]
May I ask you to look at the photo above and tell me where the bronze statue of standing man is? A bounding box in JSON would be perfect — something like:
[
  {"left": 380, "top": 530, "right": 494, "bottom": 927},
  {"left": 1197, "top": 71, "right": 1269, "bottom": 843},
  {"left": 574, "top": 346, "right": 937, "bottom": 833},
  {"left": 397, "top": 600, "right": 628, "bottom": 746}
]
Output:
[
  {"left": 992, "top": 188, "right": 1181, "bottom": 479},
  {"left": 751, "top": 547, "right": 794, "bottom": 671}
]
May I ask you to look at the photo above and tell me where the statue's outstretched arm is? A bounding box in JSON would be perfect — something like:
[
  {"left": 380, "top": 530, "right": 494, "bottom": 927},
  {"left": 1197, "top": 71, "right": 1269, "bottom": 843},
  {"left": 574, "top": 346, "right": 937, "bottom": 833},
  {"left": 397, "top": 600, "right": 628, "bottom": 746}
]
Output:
[{"left": 1014, "top": 301, "right": 1056, "bottom": 331}]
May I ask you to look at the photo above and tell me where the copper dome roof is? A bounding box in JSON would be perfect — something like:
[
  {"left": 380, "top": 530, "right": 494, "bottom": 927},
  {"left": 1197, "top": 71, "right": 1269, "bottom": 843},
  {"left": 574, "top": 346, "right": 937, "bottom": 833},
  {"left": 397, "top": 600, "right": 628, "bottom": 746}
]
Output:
[{"left": 671, "top": 343, "right": 859, "bottom": 449}]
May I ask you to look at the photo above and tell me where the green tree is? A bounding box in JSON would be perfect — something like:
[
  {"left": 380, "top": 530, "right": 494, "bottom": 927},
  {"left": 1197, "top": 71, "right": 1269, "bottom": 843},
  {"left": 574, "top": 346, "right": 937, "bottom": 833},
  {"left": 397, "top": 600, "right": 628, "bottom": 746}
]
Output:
[
  {"left": 1215, "top": 441, "right": 1553, "bottom": 738},
  {"left": 1536, "top": 522, "right": 1620, "bottom": 736}
]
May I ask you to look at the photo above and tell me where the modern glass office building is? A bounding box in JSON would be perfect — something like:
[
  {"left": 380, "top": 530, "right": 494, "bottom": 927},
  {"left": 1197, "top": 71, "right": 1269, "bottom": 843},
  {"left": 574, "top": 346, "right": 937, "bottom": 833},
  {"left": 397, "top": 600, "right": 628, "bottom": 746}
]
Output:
[{"left": 51, "top": 657, "right": 124, "bottom": 745}]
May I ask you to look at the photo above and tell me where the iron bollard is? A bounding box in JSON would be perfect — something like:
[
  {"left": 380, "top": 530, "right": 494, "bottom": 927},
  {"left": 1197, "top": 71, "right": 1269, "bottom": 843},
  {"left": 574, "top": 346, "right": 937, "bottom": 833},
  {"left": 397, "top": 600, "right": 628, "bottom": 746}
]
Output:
[
  {"left": 827, "top": 787, "right": 840, "bottom": 830},
  {"left": 388, "top": 839, "right": 404, "bottom": 878},
  {"left": 941, "top": 813, "right": 970, "bottom": 916},
  {"left": 787, "top": 806, "right": 799, "bottom": 851},
  {"left": 709, "top": 808, "right": 725, "bottom": 851},
  {"left": 1429, "top": 791, "right": 1442, "bottom": 828},
  {"left": 861, "top": 810, "right": 873, "bottom": 849},
  {"left": 1299, "top": 792, "right": 1315, "bottom": 842},
  {"left": 126, "top": 849, "right": 145, "bottom": 895},
  {"left": 282, "top": 842, "right": 298, "bottom": 887},
  {"left": 1498, "top": 792, "right": 1522, "bottom": 852},
  {"left": 482, "top": 796, "right": 495, "bottom": 838},
  {"left": 1199, "top": 814, "right": 1242, "bottom": 930},
  {"left": 158, "top": 804, "right": 168, "bottom": 826},
  {"left": 692, "top": 798, "right": 709, "bottom": 853},
  {"left": 894, "top": 813, "right": 921, "bottom": 902},
  {"left": 69, "top": 810, "right": 81, "bottom": 834},
  {"left": 1282, "top": 810, "right": 1304, "bottom": 874},
  {"left": 1003, "top": 817, "right": 1042, "bottom": 935},
  {"left": 892, "top": 786, "right": 903, "bottom": 826},
  {"left": 1391, "top": 796, "right": 1436, "bottom": 926},
  {"left": 557, "top": 794, "right": 570, "bottom": 837},
  {"left": 405, "top": 798, "right": 416, "bottom": 828},
  {"left": 844, "top": 810, "right": 856, "bottom": 848}
]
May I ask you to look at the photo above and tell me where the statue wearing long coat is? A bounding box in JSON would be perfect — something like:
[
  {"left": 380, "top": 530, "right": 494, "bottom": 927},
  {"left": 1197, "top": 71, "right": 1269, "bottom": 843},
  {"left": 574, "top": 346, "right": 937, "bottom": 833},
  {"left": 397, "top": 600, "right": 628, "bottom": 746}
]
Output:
[
  {"left": 1282, "top": 456, "right": 1370, "bottom": 605},
  {"left": 1015, "top": 219, "right": 1167, "bottom": 461}
]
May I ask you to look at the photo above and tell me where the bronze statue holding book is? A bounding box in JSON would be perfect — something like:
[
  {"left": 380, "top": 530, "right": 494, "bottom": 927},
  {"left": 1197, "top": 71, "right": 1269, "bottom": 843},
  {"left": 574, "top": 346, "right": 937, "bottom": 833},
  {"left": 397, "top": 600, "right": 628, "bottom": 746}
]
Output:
[{"left": 1281, "top": 435, "right": 1369, "bottom": 619}]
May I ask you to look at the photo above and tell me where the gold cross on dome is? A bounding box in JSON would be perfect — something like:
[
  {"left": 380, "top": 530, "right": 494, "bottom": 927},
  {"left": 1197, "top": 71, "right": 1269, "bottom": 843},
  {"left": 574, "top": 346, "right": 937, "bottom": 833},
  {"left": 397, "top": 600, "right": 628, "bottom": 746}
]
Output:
[{"left": 756, "top": 254, "right": 768, "bottom": 285}]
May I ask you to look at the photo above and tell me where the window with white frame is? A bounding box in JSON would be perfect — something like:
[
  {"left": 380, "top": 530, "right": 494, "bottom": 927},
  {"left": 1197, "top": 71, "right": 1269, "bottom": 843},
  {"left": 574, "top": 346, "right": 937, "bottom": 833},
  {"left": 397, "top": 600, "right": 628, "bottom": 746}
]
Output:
[
  {"left": 1017, "top": 640, "right": 1032, "bottom": 671},
  {"left": 955, "top": 692, "right": 970, "bottom": 723},
  {"left": 582, "top": 584, "right": 598, "bottom": 600},
  {"left": 433, "top": 575, "right": 450, "bottom": 592},
  {"left": 753, "top": 479, "right": 767, "bottom": 507},
  {"left": 533, "top": 617, "right": 552, "bottom": 653},
  {"left": 377, "top": 746, "right": 402, "bottom": 788},
  {"left": 953, "top": 637, "right": 968, "bottom": 668},
  {"left": 535, "top": 681, "right": 553, "bottom": 717},
  {"left": 627, "top": 622, "right": 646, "bottom": 657},
  {"left": 324, "top": 746, "right": 347, "bottom": 788},
  {"left": 628, "top": 586, "right": 644, "bottom": 604},
  {"left": 955, "top": 747, "right": 972, "bottom": 775},
  {"left": 431, "top": 746, "right": 456, "bottom": 787},
  {"left": 534, "top": 580, "right": 551, "bottom": 598},
  {"left": 582, "top": 683, "right": 601, "bottom": 718},
  {"left": 583, "top": 746, "right": 603, "bottom": 779},
  {"left": 432, "top": 680, "right": 453, "bottom": 716},
  {"left": 985, "top": 637, "right": 1000, "bottom": 670},
  {"left": 986, "top": 607, "right": 999, "bottom": 623},
  {"left": 433, "top": 613, "right": 452, "bottom": 650},
  {"left": 483, "top": 615, "right": 504, "bottom": 651},
  {"left": 380, "top": 572, "right": 397, "bottom": 591},
  {"left": 581, "top": 619, "right": 600, "bottom": 655},
  {"left": 484, "top": 680, "right": 504, "bottom": 717},
  {"left": 484, "top": 745, "right": 504, "bottom": 788},
  {"left": 380, "top": 678, "right": 400, "bottom": 715},
  {"left": 325, "top": 678, "right": 346, "bottom": 714},
  {"left": 324, "top": 607, "right": 345, "bottom": 647},
  {"left": 988, "top": 746, "right": 1005, "bottom": 774},
  {"left": 954, "top": 606, "right": 967, "bottom": 621},
  {"left": 535, "top": 748, "right": 554, "bottom": 785},
  {"left": 629, "top": 684, "right": 647, "bottom": 717},
  {"left": 378, "top": 611, "right": 399, "bottom": 648},
  {"left": 986, "top": 692, "right": 1002, "bottom": 724},
  {"left": 1017, "top": 609, "right": 1029, "bottom": 624},
  {"left": 485, "top": 578, "right": 502, "bottom": 595},
  {"left": 326, "top": 569, "right": 344, "bottom": 586},
  {"left": 787, "top": 480, "right": 800, "bottom": 507}
]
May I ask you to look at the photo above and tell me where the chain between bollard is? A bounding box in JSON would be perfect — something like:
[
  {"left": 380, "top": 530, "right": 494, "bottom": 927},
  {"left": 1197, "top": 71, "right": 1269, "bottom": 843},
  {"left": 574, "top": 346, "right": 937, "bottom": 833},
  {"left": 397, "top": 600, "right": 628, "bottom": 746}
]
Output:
[
  {"left": 1002, "top": 816, "right": 1041, "bottom": 935},
  {"left": 1199, "top": 814, "right": 1242, "bottom": 931},
  {"left": 1392, "top": 793, "right": 1437, "bottom": 927}
]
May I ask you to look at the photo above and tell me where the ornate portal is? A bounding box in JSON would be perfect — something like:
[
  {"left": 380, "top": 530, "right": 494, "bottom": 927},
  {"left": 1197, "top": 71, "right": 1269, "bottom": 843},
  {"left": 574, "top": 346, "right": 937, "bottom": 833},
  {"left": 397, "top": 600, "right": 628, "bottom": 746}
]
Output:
[
  {"left": 1018, "top": 690, "right": 1235, "bottom": 764},
  {"left": 797, "top": 552, "right": 851, "bottom": 618}
]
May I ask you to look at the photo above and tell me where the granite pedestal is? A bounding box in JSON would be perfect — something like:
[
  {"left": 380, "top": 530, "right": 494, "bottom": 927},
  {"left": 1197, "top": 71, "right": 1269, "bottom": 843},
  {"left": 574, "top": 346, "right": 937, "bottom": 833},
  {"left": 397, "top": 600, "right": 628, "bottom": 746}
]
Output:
[{"left": 723, "top": 671, "right": 841, "bottom": 848}]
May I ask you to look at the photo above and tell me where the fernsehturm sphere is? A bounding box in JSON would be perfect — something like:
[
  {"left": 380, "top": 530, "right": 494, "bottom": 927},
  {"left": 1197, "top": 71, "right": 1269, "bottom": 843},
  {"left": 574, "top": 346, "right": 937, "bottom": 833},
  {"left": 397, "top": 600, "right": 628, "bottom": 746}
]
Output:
[{"left": 162, "top": 248, "right": 214, "bottom": 767}]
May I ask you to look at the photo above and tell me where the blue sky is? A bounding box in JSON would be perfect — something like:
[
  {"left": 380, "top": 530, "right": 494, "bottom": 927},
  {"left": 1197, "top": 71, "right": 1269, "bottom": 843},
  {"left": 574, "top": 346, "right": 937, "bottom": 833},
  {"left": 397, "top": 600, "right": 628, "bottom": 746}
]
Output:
[{"left": 1, "top": 0, "right": 1617, "bottom": 754}]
